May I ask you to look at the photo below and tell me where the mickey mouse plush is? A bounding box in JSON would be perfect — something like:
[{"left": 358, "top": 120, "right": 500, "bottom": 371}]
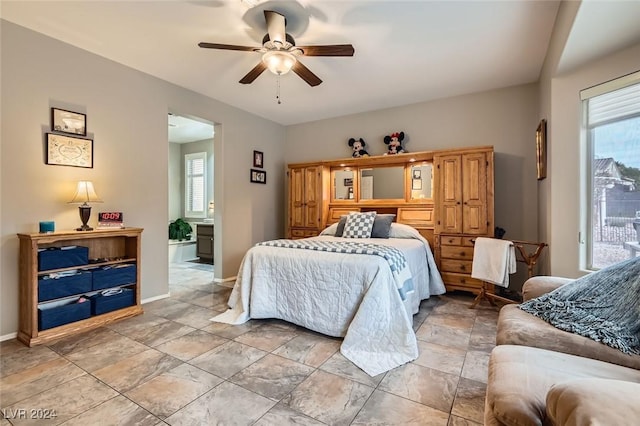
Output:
[
  {"left": 348, "top": 138, "right": 370, "bottom": 158},
  {"left": 384, "top": 132, "right": 406, "bottom": 155}
]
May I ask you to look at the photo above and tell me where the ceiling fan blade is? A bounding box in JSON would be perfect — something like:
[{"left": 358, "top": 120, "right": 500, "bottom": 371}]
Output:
[
  {"left": 239, "top": 62, "right": 267, "bottom": 84},
  {"left": 198, "top": 42, "right": 258, "bottom": 52},
  {"left": 296, "top": 44, "right": 355, "bottom": 57},
  {"left": 264, "top": 10, "right": 286, "bottom": 45},
  {"left": 292, "top": 61, "right": 322, "bottom": 87}
]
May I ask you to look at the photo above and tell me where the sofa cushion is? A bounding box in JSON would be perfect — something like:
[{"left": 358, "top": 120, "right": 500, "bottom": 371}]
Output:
[
  {"left": 487, "top": 345, "right": 640, "bottom": 426},
  {"left": 497, "top": 304, "right": 640, "bottom": 370},
  {"left": 519, "top": 256, "right": 640, "bottom": 355},
  {"left": 521, "top": 276, "right": 573, "bottom": 301},
  {"left": 546, "top": 378, "right": 640, "bottom": 426}
]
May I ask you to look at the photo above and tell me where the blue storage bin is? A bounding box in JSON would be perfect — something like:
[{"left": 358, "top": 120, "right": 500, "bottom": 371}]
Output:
[
  {"left": 91, "top": 264, "right": 137, "bottom": 291},
  {"left": 90, "top": 288, "right": 135, "bottom": 315},
  {"left": 38, "top": 298, "right": 91, "bottom": 330},
  {"left": 38, "top": 246, "right": 89, "bottom": 271},
  {"left": 38, "top": 271, "right": 92, "bottom": 302}
]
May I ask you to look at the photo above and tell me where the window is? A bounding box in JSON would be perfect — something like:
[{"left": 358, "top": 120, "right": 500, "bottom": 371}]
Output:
[
  {"left": 185, "top": 152, "right": 207, "bottom": 218},
  {"left": 582, "top": 72, "right": 640, "bottom": 270}
]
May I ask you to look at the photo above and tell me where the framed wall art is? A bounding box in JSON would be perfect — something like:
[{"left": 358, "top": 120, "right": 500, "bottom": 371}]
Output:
[
  {"left": 250, "top": 168, "right": 267, "bottom": 184},
  {"left": 46, "top": 133, "right": 93, "bottom": 168},
  {"left": 536, "top": 119, "right": 547, "bottom": 180},
  {"left": 253, "top": 150, "right": 264, "bottom": 168},
  {"left": 51, "top": 108, "right": 86, "bottom": 136}
]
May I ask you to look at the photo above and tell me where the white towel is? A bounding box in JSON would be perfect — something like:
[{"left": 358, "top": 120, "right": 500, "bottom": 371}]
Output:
[{"left": 471, "top": 237, "right": 516, "bottom": 288}]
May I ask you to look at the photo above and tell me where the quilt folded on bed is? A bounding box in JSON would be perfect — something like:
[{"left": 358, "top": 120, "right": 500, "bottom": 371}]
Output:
[
  {"left": 258, "top": 239, "right": 415, "bottom": 301},
  {"left": 519, "top": 256, "right": 640, "bottom": 354}
]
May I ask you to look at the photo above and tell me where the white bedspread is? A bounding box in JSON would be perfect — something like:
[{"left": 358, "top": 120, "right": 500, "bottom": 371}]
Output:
[{"left": 212, "top": 230, "right": 445, "bottom": 376}]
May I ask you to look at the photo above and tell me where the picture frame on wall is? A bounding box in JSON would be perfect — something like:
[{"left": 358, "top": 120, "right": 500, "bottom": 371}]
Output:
[
  {"left": 536, "top": 119, "right": 547, "bottom": 180},
  {"left": 46, "top": 133, "right": 93, "bottom": 168},
  {"left": 412, "top": 179, "right": 422, "bottom": 190},
  {"left": 250, "top": 168, "right": 267, "bottom": 184},
  {"left": 51, "top": 108, "right": 86, "bottom": 136},
  {"left": 253, "top": 150, "right": 264, "bottom": 168},
  {"left": 343, "top": 178, "right": 353, "bottom": 187}
]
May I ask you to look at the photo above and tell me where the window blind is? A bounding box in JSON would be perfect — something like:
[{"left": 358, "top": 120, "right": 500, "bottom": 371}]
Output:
[{"left": 586, "top": 81, "right": 640, "bottom": 127}]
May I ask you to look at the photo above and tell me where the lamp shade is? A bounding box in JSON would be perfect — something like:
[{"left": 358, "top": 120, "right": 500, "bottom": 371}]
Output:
[
  {"left": 262, "top": 51, "right": 296, "bottom": 75},
  {"left": 68, "top": 181, "right": 103, "bottom": 205}
]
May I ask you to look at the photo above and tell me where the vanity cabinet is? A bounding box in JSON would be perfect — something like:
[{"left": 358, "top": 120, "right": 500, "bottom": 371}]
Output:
[
  {"left": 288, "top": 163, "right": 328, "bottom": 239},
  {"left": 196, "top": 224, "right": 214, "bottom": 261},
  {"left": 17, "top": 228, "right": 143, "bottom": 347}
]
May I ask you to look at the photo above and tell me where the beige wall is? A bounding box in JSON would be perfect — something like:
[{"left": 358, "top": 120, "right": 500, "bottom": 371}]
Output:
[
  {"left": 537, "top": 1, "right": 640, "bottom": 277},
  {"left": 286, "top": 84, "right": 540, "bottom": 288},
  {"left": 546, "top": 43, "right": 640, "bottom": 278},
  {"left": 0, "top": 21, "right": 286, "bottom": 337}
]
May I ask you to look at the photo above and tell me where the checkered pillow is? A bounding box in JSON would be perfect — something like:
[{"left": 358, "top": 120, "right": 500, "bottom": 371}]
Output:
[{"left": 342, "top": 211, "right": 377, "bottom": 238}]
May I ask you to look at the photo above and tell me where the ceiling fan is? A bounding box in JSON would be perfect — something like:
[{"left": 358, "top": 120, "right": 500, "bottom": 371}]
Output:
[{"left": 198, "top": 10, "right": 355, "bottom": 87}]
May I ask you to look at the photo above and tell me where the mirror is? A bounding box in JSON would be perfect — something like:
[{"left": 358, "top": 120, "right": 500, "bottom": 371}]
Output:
[
  {"left": 360, "top": 166, "right": 405, "bottom": 200},
  {"left": 410, "top": 163, "right": 433, "bottom": 200},
  {"left": 333, "top": 169, "right": 354, "bottom": 200}
]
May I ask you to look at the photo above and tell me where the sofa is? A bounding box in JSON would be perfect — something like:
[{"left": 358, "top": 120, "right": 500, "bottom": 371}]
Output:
[{"left": 485, "top": 276, "right": 640, "bottom": 426}]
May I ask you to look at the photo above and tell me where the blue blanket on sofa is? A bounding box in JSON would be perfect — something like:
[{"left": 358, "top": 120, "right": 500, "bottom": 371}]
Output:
[{"left": 519, "top": 256, "right": 640, "bottom": 354}]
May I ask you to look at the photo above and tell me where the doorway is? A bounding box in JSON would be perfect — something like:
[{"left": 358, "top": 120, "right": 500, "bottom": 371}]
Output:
[{"left": 168, "top": 112, "right": 215, "bottom": 290}]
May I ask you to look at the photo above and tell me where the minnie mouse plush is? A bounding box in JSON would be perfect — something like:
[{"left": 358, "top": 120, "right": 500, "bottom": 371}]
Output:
[
  {"left": 348, "top": 138, "right": 370, "bottom": 158},
  {"left": 384, "top": 132, "right": 406, "bottom": 155}
]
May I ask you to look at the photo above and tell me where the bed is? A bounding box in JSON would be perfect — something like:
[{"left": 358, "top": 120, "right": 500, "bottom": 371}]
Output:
[{"left": 212, "top": 219, "right": 445, "bottom": 376}]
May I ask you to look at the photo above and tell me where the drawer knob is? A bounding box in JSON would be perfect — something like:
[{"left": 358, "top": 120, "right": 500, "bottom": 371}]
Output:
[
  {"left": 460, "top": 252, "right": 466, "bottom": 257},
  {"left": 460, "top": 279, "right": 466, "bottom": 284},
  {"left": 460, "top": 265, "right": 466, "bottom": 271},
  {"left": 448, "top": 239, "right": 454, "bottom": 244}
]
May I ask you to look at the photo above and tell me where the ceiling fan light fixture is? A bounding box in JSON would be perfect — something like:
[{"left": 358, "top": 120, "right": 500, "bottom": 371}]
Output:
[{"left": 262, "top": 50, "right": 296, "bottom": 76}]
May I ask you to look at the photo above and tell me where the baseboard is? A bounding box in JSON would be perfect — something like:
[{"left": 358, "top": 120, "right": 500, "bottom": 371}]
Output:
[
  {"left": 1, "top": 332, "right": 18, "bottom": 342},
  {"left": 141, "top": 293, "right": 171, "bottom": 304},
  {"left": 214, "top": 276, "right": 237, "bottom": 288}
]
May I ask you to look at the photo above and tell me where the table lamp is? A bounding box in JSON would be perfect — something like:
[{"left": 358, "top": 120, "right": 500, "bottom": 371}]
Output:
[{"left": 68, "top": 181, "right": 103, "bottom": 231}]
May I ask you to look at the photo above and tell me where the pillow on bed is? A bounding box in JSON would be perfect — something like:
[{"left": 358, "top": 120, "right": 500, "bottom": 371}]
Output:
[
  {"left": 319, "top": 222, "right": 339, "bottom": 236},
  {"left": 370, "top": 214, "right": 396, "bottom": 238},
  {"left": 342, "top": 211, "right": 377, "bottom": 238},
  {"left": 334, "top": 213, "right": 395, "bottom": 238},
  {"left": 335, "top": 216, "right": 348, "bottom": 237}
]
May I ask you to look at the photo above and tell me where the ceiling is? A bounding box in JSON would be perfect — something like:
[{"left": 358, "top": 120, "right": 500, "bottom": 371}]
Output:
[{"left": 2, "top": 1, "right": 640, "bottom": 127}]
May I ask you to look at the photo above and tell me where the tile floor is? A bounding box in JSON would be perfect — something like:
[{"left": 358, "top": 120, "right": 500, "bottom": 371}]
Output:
[{"left": 1, "top": 261, "right": 499, "bottom": 425}]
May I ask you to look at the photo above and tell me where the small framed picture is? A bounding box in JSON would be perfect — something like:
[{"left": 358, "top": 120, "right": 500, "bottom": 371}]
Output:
[
  {"left": 51, "top": 108, "right": 86, "bottom": 136},
  {"left": 250, "top": 168, "right": 267, "bottom": 184},
  {"left": 343, "top": 178, "right": 353, "bottom": 187},
  {"left": 412, "top": 169, "right": 422, "bottom": 179},
  {"left": 46, "top": 133, "right": 93, "bottom": 168},
  {"left": 253, "top": 150, "right": 264, "bottom": 168},
  {"left": 412, "top": 179, "right": 422, "bottom": 190}
]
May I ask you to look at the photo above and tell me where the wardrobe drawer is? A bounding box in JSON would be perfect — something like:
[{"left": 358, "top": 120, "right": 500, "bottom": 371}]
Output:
[
  {"left": 440, "top": 236, "right": 462, "bottom": 246},
  {"left": 440, "top": 259, "right": 473, "bottom": 274},
  {"left": 440, "top": 245, "right": 474, "bottom": 260},
  {"left": 441, "top": 272, "right": 483, "bottom": 288}
]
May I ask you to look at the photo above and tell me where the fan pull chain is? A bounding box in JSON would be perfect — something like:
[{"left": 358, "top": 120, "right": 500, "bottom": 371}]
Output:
[{"left": 276, "top": 75, "right": 282, "bottom": 104}]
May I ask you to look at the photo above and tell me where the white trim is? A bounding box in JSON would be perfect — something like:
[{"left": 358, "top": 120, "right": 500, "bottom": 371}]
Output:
[
  {"left": 580, "top": 70, "right": 640, "bottom": 100},
  {"left": 214, "top": 276, "right": 236, "bottom": 288},
  {"left": 1, "top": 332, "right": 18, "bottom": 342},
  {"left": 142, "top": 293, "right": 171, "bottom": 304}
]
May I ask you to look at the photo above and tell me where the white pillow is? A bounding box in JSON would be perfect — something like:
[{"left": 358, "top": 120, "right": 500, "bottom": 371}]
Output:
[
  {"left": 319, "top": 222, "right": 339, "bottom": 236},
  {"left": 342, "top": 211, "right": 377, "bottom": 238}
]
